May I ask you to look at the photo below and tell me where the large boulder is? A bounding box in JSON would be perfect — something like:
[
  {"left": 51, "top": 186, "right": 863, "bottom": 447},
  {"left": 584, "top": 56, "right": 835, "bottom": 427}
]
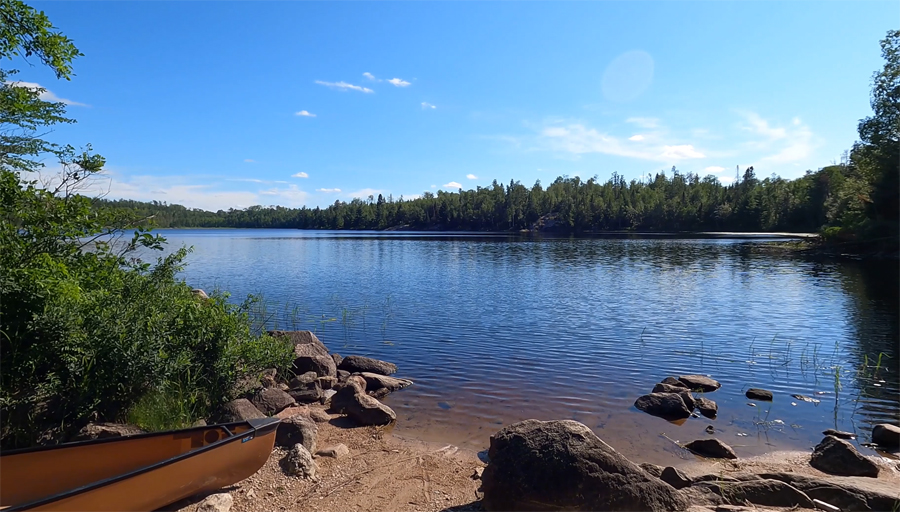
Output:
[
  {"left": 677, "top": 375, "right": 721, "bottom": 392},
  {"left": 276, "top": 414, "right": 318, "bottom": 452},
  {"left": 216, "top": 398, "right": 265, "bottom": 422},
  {"left": 634, "top": 393, "right": 692, "bottom": 420},
  {"left": 269, "top": 330, "right": 337, "bottom": 378},
  {"left": 357, "top": 372, "right": 413, "bottom": 393},
  {"left": 292, "top": 355, "right": 337, "bottom": 379},
  {"left": 287, "top": 381, "right": 322, "bottom": 404},
  {"left": 684, "top": 439, "right": 738, "bottom": 459},
  {"left": 251, "top": 387, "right": 297, "bottom": 415},
  {"left": 73, "top": 423, "right": 144, "bottom": 441},
  {"left": 872, "top": 424, "right": 900, "bottom": 448},
  {"left": 338, "top": 355, "right": 397, "bottom": 376},
  {"left": 330, "top": 377, "right": 395, "bottom": 425},
  {"left": 810, "top": 436, "right": 879, "bottom": 477},
  {"left": 481, "top": 419, "right": 687, "bottom": 511}
]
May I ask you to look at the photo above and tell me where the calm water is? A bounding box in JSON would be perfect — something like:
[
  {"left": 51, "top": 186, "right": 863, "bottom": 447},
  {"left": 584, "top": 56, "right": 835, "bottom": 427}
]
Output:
[{"left": 158, "top": 229, "right": 899, "bottom": 464}]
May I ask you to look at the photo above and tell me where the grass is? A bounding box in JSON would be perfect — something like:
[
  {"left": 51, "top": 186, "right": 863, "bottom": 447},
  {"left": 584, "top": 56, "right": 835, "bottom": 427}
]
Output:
[{"left": 126, "top": 381, "right": 204, "bottom": 431}]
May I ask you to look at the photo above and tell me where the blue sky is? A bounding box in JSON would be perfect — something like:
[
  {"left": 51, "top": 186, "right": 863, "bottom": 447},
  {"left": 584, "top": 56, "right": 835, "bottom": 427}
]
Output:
[{"left": 19, "top": 1, "right": 898, "bottom": 211}]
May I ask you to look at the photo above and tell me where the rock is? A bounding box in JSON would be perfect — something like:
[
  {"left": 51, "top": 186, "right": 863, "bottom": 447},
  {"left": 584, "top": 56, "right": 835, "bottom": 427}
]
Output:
[
  {"left": 653, "top": 383, "right": 688, "bottom": 394},
  {"left": 336, "top": 369, "right": 351, "bottom": 382},
  {"left": 73, "top": 423, "right": 144, "bottom": 441},
  {"left": 696, "top": 479, "right": 814, "bottom": 509},
  {"left": 872, "top": 423, "right": 900, "bottom": 448},
  {"left": 705, "top": 425, "right": 715, "bottom": 434},
  {"left": 192, "top": 288, "right": 210, "bottom": 300},
  {"left": 275, "top": 406, "right": 310, "bottom": 420},
  {"left": 321, "top": 389, "right": 337, "bottom": 404},
  {"left": 197, "top": 493, "right": 232, "bottom": 512},
  {"left": 346, "top": 374, "right": 367, "bottom": 391},
  {"left": 694, "top": 474, "right": 740, "bottom": 483},
  {"left": 759, "top": 472, "right": 897, "bottom": 512},
  {"left": 315, "top": 443, "right": 349, "bottom": 459},
  {"left": 810, "top": 436, "right": 879, "bottom": 477},
  {"left": 260, "top": 375, "right": 277, "bottom": 388},
  {"left": 344, "top": 393, "right": 396, "bottom": 426},
  {"left": 679, "top": 391, "right": 696, "bottom": 411},
  {"left": 684, "top": 439, "right": 738, "bottom": 459},
  {"left": 660, "top": 466, "right": 692, "bottom": 489},
  {"left": 640, "top": 462, "right": 665, "bottom": 478},
  {"left": 251, "top": 387, "right": 297, "bottom": 415},
  {"left": 293, "top": 354, "right": 337, "bottom": 379},
  {"left": 369, "top": 388, "right": 390, "bottom": 400},
  {"left": 481, "top": 419, "right": 687, "bottom": 511},
  {"left": 677, "top": 375, "right": 721, "bottom": 392},
  {"left": 286, "top": 443, "right": 318, "bottom": 479},
  {"left": 823, "top": 428, "right": 856, "bottom": 440},
  {"left": 276, "top": 415, "right": 318, "bottom": 452},
  {"left": 358, "top": 372, "right": 413, "bottom": 392},
  {"left": 745, "top": 388, "right": 773, "bottom": 401},
  {"left": 634, "top": 393, "right": 692, "bottom": 420},
  {"left": 331, "top": 353, "right": 343, "bottom": 367},
  {"left": 316, "top": 376, "right": 337, "bottom": 390},
  {"left": 472, "top": 467, "right": 484, "bottom": 479},
  {"left": 191, "top": 419, "right": 207, "bottom": 427},
  {"left": 338, "top": 355, "right": 398, "bottom": 376},
  {"left": 696, "top": 398, "right": 718, "bottom": 418},
  {"left": 289, "top": 372, "right": 319, "bottom": 388},
  {"left": 288, "top": 381, "right": 322, "bottom": 404},
  {"left": 308, "top": 408, "right": 332, "bottom": 423},
  {"left": 661, "top": 376, "right": 689, "bottom": 388},
  {"left": 216, "top": 399, "right": 265, "bottom": 423},
  {"left": 269, "top": 330, "right": 330, "bottom": 357}
]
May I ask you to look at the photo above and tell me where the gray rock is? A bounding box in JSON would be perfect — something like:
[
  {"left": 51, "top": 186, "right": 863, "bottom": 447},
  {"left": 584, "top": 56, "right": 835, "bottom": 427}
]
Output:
[
  {"left": 197, "top": 493, "right": 232, "bottom": 512},
  {"left": 660, "top": 376, "right": 689, "bottom": 389},
  {"left": 288, "top": 381, "right": 322, "bottom": 404},
  {"left": 695, "top": 479, "right": 814, "bottom": 509},
  {"left": 634, "top": 393, "right": 692, "bottom": 420},
  {"left": 316, "top": 376, "right": 337, "bottom": 390},
  {"left": 321, "top": 389, "right": 337, "bottom": 404},
  {"left": 331, "top": 353, "right": 343, "bottom": 368},
  {"left": 759, "top": 472, "right": 897, "bottom": 512},
  {"left": 693, "top": 474, "right": 740, "bottom": 483},
  {"left": 338, "top": 355, "right": 398, "bottom": 376},
  {"left": 696, "top": 397, "right": 718, "bottom": 418},
  {"left": 276, "top": 414, "right": 318, "bottom": 452},
  {"left": 745, "top": 388, "right": 773, "bottom": 401},
  {"left": 191, "top": 419, "right": 207, "bottom": 427},
  {"left": 368, "top": 388, "right": 390, "bottom": 400},
  {"left": 660, "top": 466, "right": 692, "bottom": 489},
  {"left": 73, "top": 423, "right": 144, "bottom": 441},
  {"left": 308, "top": 408, "right": 332, "bottom": 423},
  {"left": 823, "top": 428, "right": 856, "bottom": 440},
  {"left": 192, "top": 289, "right": 210, "bottom": 300},
  {"left": 315, "top": 443, "right": 349, "bottom": 459},
  {"left": 872, "top": 423, "right": 900, "bottom": 448},
  {"left": 679, "top": 391, "right": 696, "bottom": 411},
  {"left": 268, "top": 330, "right": 330, "bottom": 358},
  {"left": 640, "top": 462, "right": 665, "bottom": 478},
  {"left": 358, "top": 372, "right": 413, "bottom": 393},
  {"left": 344, "top": 392, "right": 396, "bottom": 426},
  {"left": 292, "top": 354, "right": 337, "bottom": 379},
  {"left": 653, "top": 382, "right": 688, "bottom": 394},
  {"left": 810, "top": 436, "right": 879, "bottom": 477},
  {"left": 260, "top": 375, "right": 277, "bottom": 389},
  {"left": 251, "top": 387, "right": 297, "bottom": 415},
  {"left": 286, "top": 443, "right": 318, "bottom": 479},
  {"left": 684, "top": 439, "right": 738, "bottom": 459},
  {"left": 288, "top": 372, "right": 318, "bottom": 388},
  {"left": 481, "top": 419, "right": 687, "bottom": 511},
  {"left": 215, "top": 399, "right": 265, "bottom": 423},
  {"left": 678, "top": 375, "right": 721, "bottom": 392},
  {"left": 337, "top": 369, "right": 351, "bottom": 382}
]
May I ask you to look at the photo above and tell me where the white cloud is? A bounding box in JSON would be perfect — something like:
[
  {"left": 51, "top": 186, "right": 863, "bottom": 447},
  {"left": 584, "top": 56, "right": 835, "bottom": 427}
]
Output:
[
  {"left": 704, "top": 166, "right": 725, "bottom": 173},
  {"left": 625, "top": 117, "right": 659, "bottom": 129},
  {"left": 628, "top": 135, "right": 644, "bottom": 141},
  {"left": 430, "top": 184, "right": 436, "bottom": 189},
  {"left": 739, "top": 111, "right": 816, "bottom": 164},
  {"left": 387, "top": 78, "right": 411, "bottom": 87},
  {"left": 362, "top": 72, "right": 377, "bottom": 81},
  {"left": 295, "top": 110, "right": 316, "bottom": 117},
  {"left": 259, "top": 184, "right": 310, "bottom": 205},
  {"left": 314, "top": 81, "right": 374, "bottom": 93},
  {"left": 442, "top": 181, "right": 463, "bottom": 189},
  {"left": 244, "top": 159, "right": 255, "bottom": 163},
  {"left": 466, "top": 174, "right": 478, "bottom": 180},
  {"left": 742, "top": 112, "right": 787, "bottom": 140},
  {"left": 660, "top": 145, "right": 705, "bottom": 160},
  {"left": 81, "top": 172, "right": 266, "bottom": 211},
  {"left": 227, "top": 178, "right": 289, "bottom": 184},
  {"left": 405, "top": 193, "right": 422, "bottom": 200},
  {"left": 292, "top": 172, "right": 309, "bottom": 178},
  {"left": 6, "top": 81, "right": 87, "bottom": 106},
  {"left": 316, "top": 188, "right": 341, "bottom": 193},
  {"left": 421, "top": 102, "right": 436, "bottom": 109},
  {"left": 718, "top": 175, "right": 735, "bottom": 184},
  {"left": 346, "top": 188, "right": 385, "bottom": 199}
]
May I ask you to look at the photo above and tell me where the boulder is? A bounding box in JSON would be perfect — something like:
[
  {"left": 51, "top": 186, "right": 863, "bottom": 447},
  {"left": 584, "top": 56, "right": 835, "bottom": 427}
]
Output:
[
  {"left": 331, "top": 353, "right": 343, "bottom": 368},
  {"left": 315, "top": 443, "right": 349, "bottom": 459},
  {"left": 269, "top": 330, "right": 330, "bottom": 358},
  {"left": 653, "top": 383, "right": 688, "bottom": 394},
  {"left": 287, "top": 381, "right": 322, "bottom": 404},
  {"left": 634, "top": 393, "right": 692, "bottom": 420},
  {"left": 308, "top": 408, "right": 332, "bottom": 423},
  {"left": 73, "top": 423, "right": 144, "bottom": 441},
  {"left": 481, "top": 419, "right": 687, "bottom": 511},
  {"left": 759, "top": 472, "right": 898, "bottom": 512},
  {"left": 276, "top": 415, "right": 317, "bottom": 452},
  {"left": 810, "top": 436, "right": 879, "bottom": 477},
  {"left": 275, "top": 406, "right": 310, "bottom": 420},
  {"left": 660, "top": 376, "right": 689, "bottom": 389},
  {"left": 344, "top": 393, "right": 396, "bottom": 426},
  {"left": 872, "top": 424, "right": 900, "bottom": 448},
  {"left": 695, "top": 479, "right": 814, "bottom": 509},
  {"left": 358, "top": 372, "right": 413, "bottom": 393},
  {"left": 684, "top": 439, "right": 738, "bottom": 459},
  {"left": 197, "top": 493, "right": 233, "bottom": 512},
  {"left": 292, "top": 354, "right": 337, "bottom": 379},
  {"left": 640, "top": 462, "right": 665, "bottom": 478},
  {"left": 677, "top": 375, "right": 721, "bottom": 392},
  {"left": 216, "top": 399, "right": 265, "bottom": 423},
  {"left": 369, "top": 388, "right": 390, "bottom": 400},
  {"left": 338, "top": 355, "right": 397, "bottom": 376},
  {"left": 696, "top": 398, "right": 718, "bottom": 418},
  {"left": 288, "top": 372, "right": 318, "bottom": 388},
  {"left": 251, "top": 387, "right": 297, "bottom": 415},
  {"left": 679, "top": 391, "right": 696, "bottom": 411},
  {"left": 336, "top": 369, "right": 351, "bottom": 382},
  {"left": 660, "top": 466, "right": 692, "bottom": 489},
  {"left": 823, "top": 429, "right": 855, "bottom": 440},
  {"left": 285, "top": 443, "right": 318, "bottom": 479},
  {"left": 745, "top": 388, "right": 773, "bottom": 401},
  {"left": 316, "top": 376, "right": 337, "bottom": 390},
  {"left": 192, "top": 289, "right": 210, "bottom": 300}
]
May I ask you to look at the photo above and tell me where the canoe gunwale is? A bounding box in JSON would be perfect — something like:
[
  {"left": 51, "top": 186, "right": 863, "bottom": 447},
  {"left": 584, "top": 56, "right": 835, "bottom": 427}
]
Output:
[{"left": 2, "top": 417, "right": 280, "bottom": 511}]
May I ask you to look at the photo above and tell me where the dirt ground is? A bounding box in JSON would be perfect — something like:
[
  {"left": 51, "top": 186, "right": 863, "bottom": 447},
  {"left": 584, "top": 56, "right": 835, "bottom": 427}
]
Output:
[{"left": 172, "top": 405, "right": 900, "bottom": 512}]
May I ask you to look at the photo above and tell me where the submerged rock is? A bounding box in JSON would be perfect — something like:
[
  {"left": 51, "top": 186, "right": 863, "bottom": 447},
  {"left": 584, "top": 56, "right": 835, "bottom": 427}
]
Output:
[
  {"left": 696, "top": 397, "right": 718, "bottom": 418},
  {"left": 745, "top": 388, "right": 773, "bottom": 401},
  {"left": 481, "top": 419, "right": 687, "bottom": 511},
  {"left": 684, "top": 439, "right": 738, "bottom": 459},
  {"left": 677, "top": 375, "right": 721, "bottom": 392},
  {"left": 810, "top": 436, "right": 879, "bottom": 477},
  {"left": 872, "top": 423, "right": 900, "bottom": 448},
  {"left": 634, "top": 393, "right": 692, "bottom": 420},
  {"left": 822, "top": 428, "right": 856, "bottom": 440}
]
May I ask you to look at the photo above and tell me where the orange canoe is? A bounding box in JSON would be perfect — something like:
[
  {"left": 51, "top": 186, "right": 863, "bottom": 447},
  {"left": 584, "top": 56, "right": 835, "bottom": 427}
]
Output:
[{"left": 0, "top": 417, "right": 279, "bottom": 511}]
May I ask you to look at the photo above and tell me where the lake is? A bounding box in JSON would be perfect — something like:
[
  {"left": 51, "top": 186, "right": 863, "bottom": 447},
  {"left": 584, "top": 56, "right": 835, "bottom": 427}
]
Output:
[{"left": 157, "top": 229, "right": 898, "bottom": 464}]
